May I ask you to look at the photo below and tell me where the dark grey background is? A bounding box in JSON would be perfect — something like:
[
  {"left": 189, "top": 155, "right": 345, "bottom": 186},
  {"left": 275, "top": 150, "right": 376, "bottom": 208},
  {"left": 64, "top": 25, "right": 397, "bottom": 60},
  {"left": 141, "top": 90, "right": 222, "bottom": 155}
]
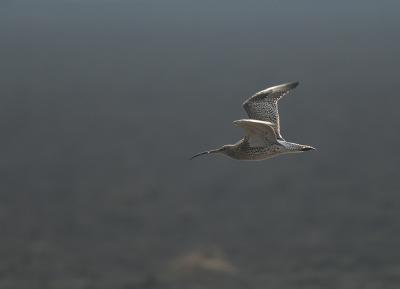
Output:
[{"left": 1, "top": 0, "right": 400, "bottom": 288}]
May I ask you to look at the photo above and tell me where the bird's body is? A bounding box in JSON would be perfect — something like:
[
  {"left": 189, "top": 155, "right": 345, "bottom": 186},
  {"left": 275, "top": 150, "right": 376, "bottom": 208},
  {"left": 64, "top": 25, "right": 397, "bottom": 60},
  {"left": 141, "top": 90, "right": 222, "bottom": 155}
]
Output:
[
  {"left": 191, "top": 82, "right": 315, "bottom": 161},
  {"left": 221, "top": 139, "right": 309, "bottom": 161}
]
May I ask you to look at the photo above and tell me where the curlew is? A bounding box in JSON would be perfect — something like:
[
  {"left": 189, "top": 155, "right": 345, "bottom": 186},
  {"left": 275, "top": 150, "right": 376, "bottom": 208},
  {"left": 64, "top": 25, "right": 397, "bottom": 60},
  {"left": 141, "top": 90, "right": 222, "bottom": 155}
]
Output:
[{"left": 191, "top": 81, "right": 315, "bottom": 161}]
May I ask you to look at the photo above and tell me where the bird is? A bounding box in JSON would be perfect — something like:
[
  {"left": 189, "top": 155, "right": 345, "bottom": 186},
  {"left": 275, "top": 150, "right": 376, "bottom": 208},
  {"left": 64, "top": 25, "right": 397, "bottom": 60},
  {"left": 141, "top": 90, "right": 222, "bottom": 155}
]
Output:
[{"left": 190, "top": 81, "right": 315, "bottom": 161}]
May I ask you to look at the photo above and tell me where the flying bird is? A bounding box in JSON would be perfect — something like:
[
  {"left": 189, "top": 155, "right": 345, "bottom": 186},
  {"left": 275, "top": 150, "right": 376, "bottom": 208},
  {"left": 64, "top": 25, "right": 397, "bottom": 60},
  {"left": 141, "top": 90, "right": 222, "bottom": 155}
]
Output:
[{"left": 191, "top": 82, "right": 315, "bottom": 161}]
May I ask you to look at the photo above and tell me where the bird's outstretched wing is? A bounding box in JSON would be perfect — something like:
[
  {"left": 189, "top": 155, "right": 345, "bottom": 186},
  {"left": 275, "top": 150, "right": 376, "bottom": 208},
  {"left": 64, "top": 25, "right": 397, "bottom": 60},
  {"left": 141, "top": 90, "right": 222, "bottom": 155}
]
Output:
[
  {"left": 242, "top": 81, "right": 299, "bottom": 140},
  {"left": 233, "top": 119, "right": 278, "bottom": 147}
]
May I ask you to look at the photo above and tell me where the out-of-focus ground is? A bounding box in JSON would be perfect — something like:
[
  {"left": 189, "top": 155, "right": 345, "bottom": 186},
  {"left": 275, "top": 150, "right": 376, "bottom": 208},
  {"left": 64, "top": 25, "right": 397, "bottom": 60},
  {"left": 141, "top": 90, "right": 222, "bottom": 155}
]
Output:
[{"left": 1, "top": 1, "right": 400, "bottom": 288}]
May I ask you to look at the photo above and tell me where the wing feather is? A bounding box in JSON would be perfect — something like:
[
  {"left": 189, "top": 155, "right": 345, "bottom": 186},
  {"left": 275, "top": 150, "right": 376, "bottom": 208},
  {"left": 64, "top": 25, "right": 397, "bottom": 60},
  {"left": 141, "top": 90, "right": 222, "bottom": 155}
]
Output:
[
  {"left": 233, "top": 119, "right": 278, "bottom": 147},
  {"left": 242, "top": 81, "right": 299, "bottom": 139}
]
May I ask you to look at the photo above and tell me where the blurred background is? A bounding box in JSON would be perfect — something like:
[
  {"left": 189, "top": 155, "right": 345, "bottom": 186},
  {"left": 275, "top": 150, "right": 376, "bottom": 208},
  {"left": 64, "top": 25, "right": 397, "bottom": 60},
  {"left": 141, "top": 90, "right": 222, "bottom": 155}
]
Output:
[{"left": 1, "top": 0, "right": 400, "bottom": 288}]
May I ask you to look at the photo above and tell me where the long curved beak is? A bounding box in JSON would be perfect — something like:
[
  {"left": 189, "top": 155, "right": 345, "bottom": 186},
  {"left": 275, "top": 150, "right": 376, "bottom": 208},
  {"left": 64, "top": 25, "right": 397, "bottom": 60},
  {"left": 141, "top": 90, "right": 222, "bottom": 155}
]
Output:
[{"left": 190, "top": 148, "right": 221, "bottom": 160}]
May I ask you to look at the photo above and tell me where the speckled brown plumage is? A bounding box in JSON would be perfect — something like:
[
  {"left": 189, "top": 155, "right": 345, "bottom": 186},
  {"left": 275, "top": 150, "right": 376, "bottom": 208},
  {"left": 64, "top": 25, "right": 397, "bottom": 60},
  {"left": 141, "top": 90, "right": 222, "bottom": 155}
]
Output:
[{"left": 243, "top": 81, "right": 299, "bottom": 140}]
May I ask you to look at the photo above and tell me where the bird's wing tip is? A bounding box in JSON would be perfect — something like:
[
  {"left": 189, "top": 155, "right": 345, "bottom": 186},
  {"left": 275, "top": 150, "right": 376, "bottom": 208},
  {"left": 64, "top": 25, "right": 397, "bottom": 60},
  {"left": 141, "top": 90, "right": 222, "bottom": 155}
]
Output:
[
  {"left": 270, "top": 81, "right": 299, "bottom": 92},
  {"left": 243, "top": 81, "right": 300, "bottom": 104},
  {"left": 233, "top": 119, "right": 275, "bottom": 126}
]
